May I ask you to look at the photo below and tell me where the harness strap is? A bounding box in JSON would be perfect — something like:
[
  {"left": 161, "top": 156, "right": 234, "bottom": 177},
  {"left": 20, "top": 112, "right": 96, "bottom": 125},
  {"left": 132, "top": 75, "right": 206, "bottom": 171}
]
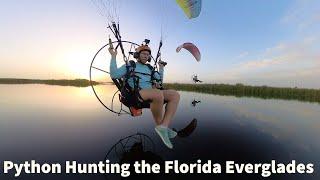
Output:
[
  {"left": 119, "top": 60, "right": 163, "bottom": 111},
  {"left": 135, "top": 71, "right": 152, "bottom": 76}
]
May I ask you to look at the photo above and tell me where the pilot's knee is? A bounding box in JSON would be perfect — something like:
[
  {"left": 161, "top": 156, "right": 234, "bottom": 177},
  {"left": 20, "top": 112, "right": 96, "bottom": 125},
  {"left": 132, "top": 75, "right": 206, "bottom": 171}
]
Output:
[
  {"left": 153, "top": 90, "right": 164, "bottom": 102},
  {"left": 173, "top": 91, "right": 180, "bottom": 102},
  {"left": 151, "top": 89, "right": 164, "bottom": 102}
]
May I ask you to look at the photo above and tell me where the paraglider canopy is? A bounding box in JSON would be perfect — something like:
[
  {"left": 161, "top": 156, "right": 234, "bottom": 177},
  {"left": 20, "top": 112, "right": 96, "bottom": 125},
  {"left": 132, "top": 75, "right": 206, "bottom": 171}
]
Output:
[
  {"left": 176, "top": 42, "right": 201, "bottom": 62},
  {"left": 176, "top": 0, "right": 202, "bottom": 19}
]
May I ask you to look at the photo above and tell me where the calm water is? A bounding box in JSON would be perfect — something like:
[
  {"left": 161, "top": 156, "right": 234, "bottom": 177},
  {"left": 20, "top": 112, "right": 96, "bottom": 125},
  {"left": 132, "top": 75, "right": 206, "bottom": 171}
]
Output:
[{"left": 0, "top": 84, "right": 319, "bottom": 180}]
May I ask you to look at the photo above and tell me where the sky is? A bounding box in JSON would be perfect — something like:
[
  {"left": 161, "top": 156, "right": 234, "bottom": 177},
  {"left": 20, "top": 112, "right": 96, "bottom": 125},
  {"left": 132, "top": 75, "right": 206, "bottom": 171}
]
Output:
[{"left": 0, "top": 0, "right": 319, "bottom": 88}]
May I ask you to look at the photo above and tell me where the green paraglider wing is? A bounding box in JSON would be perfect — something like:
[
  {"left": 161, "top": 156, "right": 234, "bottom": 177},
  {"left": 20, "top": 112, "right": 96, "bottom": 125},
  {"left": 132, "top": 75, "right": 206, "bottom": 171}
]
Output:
[{"left": 176, "top": 0, "right": 202, "bottom": 19}]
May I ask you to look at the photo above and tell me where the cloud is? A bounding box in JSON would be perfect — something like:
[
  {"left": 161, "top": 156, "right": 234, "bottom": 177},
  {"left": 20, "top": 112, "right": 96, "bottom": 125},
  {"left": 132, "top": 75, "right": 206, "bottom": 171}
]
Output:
[
  {"left": 264, "top": 43, "right": 287, "bottom": 56},
  {"left": 236, "top": 51, "right": 249, "bottom": 58},
  {"left": 211, "top": 36, "right": 320, "bottom": 88},
  {"left": 282, "top": 0, "right": 320, "bottom": 31},
  {"left": 239, "top": 58, "right": 282, "bottom": 69},
  {"left": 204, "top": 1, "right": 320, "bottom": 88},
  {"left": 239, "top": 37, "right": 319, "bottom": 69}
]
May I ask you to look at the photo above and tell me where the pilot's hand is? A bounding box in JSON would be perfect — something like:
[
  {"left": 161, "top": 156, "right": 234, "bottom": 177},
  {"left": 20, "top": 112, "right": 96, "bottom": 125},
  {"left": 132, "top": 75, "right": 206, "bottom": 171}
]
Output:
[
  {"left": 152, "top": 82, "right": 162, "bottom": 89},
  {"left": 158, "top": 60, "right": 167, "bottom": 68},
  {"left": 108, "top": 47, "right": 117, "bottom": 58}
]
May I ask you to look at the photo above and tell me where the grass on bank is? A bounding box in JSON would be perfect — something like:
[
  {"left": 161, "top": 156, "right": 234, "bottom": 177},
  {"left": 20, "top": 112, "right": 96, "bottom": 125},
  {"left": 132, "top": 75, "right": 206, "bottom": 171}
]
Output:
[
  {"left": 0, "top": 78, "right": 99, "bottom": 87},
  {"left": 164, "top": 83, "right": 320, "bottom": 104}
]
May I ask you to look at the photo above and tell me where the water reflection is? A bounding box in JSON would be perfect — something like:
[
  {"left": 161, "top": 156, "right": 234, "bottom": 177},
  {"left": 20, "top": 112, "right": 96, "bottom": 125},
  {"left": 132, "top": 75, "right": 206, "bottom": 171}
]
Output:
[
  {"left": 191, "top": 99, "right": 201, "bottom": 107},
  {"left": 173, "top": 118, "right": 197, "bottom": 138},
  {"left": 0, "top": 84, "right": 319, "bottom": 179},
  {"left": 104, "top": 133, "right": 161, "bottom": 180}
]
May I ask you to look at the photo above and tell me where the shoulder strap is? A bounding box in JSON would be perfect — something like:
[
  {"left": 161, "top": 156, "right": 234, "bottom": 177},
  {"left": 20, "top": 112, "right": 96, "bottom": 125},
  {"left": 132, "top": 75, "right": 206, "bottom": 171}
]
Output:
[
  {"left": 125, "top": 60, "right": 140, "bottom": 90},
  {"left": 146, "top": 64, "right": 153, "bottom": 71},
  {"left": 128, "top": 60, "right": 136, "bottom": 71}
]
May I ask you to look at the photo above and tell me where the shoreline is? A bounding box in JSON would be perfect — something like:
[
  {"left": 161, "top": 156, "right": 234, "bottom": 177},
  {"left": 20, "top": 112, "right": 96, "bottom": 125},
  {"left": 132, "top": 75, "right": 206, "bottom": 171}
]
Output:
[
  {"left": 1, "top": 78, "right": 319, "bottom": 103},
  {"left": 164, "top": 83, "right": 320, "bottom": 104},
  {"left": 0, "top": 78, "right": 99, "bottom": 87}
]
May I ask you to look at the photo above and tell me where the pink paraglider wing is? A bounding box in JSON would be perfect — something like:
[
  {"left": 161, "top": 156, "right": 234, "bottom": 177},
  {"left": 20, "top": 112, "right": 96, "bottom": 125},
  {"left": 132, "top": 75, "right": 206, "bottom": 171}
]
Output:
[
  {"left": 176, "top": 45, "right": 183, "bottom": 53},
  {"left": 176, "top": 42, "right": 201, "bottom": 62}
]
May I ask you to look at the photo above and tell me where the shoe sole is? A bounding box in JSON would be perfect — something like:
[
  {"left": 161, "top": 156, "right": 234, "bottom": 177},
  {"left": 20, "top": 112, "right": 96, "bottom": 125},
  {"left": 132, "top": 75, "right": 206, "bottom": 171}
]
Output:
[
  {"left": 168, "top": 130, "right": 177, "bottom": 139},
  {"left": 155, "top": 128, "right": 173, "bottom": 149}
]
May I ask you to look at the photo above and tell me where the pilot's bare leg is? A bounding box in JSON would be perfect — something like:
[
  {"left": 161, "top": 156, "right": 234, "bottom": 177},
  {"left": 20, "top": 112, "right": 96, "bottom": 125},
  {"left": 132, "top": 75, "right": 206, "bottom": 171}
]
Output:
[
  {"left": 139, "top": 89, "right": 164, "bottom": 125},
  {"left": 161, "top": 90, "right": 180, "bottom": 127}
]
